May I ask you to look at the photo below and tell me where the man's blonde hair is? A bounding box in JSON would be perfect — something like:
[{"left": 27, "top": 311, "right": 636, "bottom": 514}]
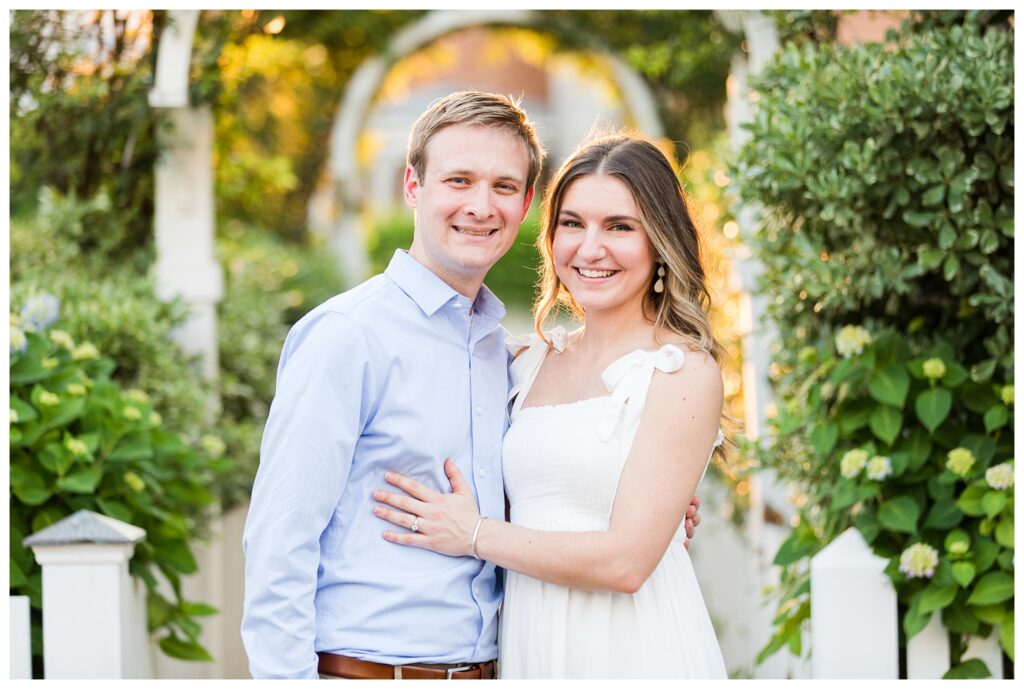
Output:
[{"left": 407, "top": 91, "right": 546, "bottom": 189}]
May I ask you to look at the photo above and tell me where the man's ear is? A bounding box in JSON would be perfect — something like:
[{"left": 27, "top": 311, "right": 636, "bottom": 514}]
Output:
[
  {"left": 520, "top": 186, "right": 535, "bottom": 221},
  {"left": 403, "top": 165, "right": 420, "bottom": 209}
]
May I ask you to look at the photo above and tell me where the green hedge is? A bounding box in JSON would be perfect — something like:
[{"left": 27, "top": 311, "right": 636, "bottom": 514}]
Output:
[{"left": 733, "top": 20, "right": 1013, "bottom": 677}]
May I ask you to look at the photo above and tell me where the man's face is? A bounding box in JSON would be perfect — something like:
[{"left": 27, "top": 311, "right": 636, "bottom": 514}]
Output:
[{"left": 405, "top": 124, "right": 534, "bottom": 295}]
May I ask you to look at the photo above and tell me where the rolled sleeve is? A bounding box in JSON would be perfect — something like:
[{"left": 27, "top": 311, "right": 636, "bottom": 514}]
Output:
[{"left": 241, "top": 311, "right": 378, "bottom": 679}]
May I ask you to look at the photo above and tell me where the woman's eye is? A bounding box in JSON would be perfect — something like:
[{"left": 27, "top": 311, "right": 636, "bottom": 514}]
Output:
[
  {"left": 558, "top": 218, "right": 582, "bottom": 229},
  {"left": 610, "top": 224, "right": 634, "bottom": 232}
]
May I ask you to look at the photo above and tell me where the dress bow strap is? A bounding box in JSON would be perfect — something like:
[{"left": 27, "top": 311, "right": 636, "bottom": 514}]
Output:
[
  {"left": 506, "top": 326, "right": 568, "bottom": 413},
  {"left": 597, "top": 344, "right": 685, "bottom": 442}
]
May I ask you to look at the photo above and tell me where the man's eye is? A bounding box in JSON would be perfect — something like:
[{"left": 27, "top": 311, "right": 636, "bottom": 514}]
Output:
[
  {"left": 496, "top": 183, "right": 517, "bottom": 192},
  {"left": 448, "top": 177, "right": 469, "bottom": 185}
]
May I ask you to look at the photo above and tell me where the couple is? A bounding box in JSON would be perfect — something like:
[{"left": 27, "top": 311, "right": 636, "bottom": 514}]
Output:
[{"left": 241, "top": 91, "right": 727, "bottom": 679}]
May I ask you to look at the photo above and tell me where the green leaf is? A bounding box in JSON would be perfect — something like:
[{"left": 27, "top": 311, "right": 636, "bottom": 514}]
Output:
[
  {"left": 1000, "top": 611, "right": 1014, "bottom": 660},
  {"left": 109, "top": 432, "right": 154, "bottom": 462},
  {"left": 56, "top": 467, "right": 102, "bottom": 494},
  {"left": 810, "top": 422, "right": 839, "bottom": 455},
  {"left": 942, "top": 601, "right": 979, "bottom": 635},
  {"left": 904, "top": 591, "right": 932, "bottom": 639},
  {"left": 919, "top": 583, "right": 958, "bottom": 613},
  {"left": 943, "top": 659, "right": 992, "bottom": 679},
  {"left": 970, "top": 359, "right": 997, "bottom": 383},
  {"left": 95, "top": 498, "right": 134, "bottom": 524},
  {"left": 995, "top": 517, "right": 1013, "bottom": 548},
  {"left": 868, "top": 364, "right": 910, "bottom": 407},
  {"left": 147, "top": 592, "right": 174, "bottom": 631},
  {"left": 973, "top": 604, "right": 1006, "bottom": 625},
  {"left": 957, "top": 483, "right": 988, "bottom": 516},
  {"left": 831, "top": 480, "right": 858, "bottom": 510},
  {"left": 773, "top": 529, "right": 816, "bottom": 566},
  {"left": 923, "top": 499, "right": 963, "bottom": 529},
  {"left": 869, "top": 405, "right": 902, "bottom": 446},
  {"left": 155, "top": 540, "right": 198, "bottom": 575},
  {"left": 11, "top": 472, "right": 54, "bottom": 506},
  {"left": 158, "top": 634, "right": 213, "bottom": 662},
  {"left": 915, "top": 388, "right": 952, "bottom": 432},
  {"left": 966, "top": 571, "right": 1014, "bottom": 605},
  {"left": 941, "top": 362, "right": 969, "bottom": 388},
  {"left": 983, "top": 404, "right": 1008, "bottom": 432},
  {"left": 951, "top": 562, "right": 976, "bottom": 588},
  {"left": 9, "top": 395, "right": 39, "bottom": 422},
  {"left": 900, "top": 428, "right": 932, "bottom": 471},
  {"left": 981, "top": 491, "right": 1007, "bottom": 519},
  {"left": 181, "top": 601, "right": 219, "bottom": 617},
  {"left": 877, "top": 496, "right": 920, "bottom": 534},
  {"left": 854, "top": 507, "right": 881, "bottom": 544},
  {"left": 972, "top": 538, "right": 1000, "bottom": 572}
]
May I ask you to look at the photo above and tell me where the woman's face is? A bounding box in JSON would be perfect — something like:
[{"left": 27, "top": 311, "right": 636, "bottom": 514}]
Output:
[{"left": 551, "top": 174, "right": 656, "bottom": 317}]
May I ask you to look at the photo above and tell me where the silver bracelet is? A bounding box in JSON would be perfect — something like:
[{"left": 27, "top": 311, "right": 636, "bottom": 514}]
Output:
[{"left": 471, "top": 516, "right": 488, "bottom": 559}]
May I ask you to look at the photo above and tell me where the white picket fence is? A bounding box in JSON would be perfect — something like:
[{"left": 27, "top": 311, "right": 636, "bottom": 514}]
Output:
[
  {"left": 810, "top": 527, "right": 1006, "bottom": 679},
  {"left": 10, "top": 516, "right": 1007, "bottom": 679}
]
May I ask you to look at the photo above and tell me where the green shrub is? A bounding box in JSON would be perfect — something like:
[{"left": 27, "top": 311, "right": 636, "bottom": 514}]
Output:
[
  {"left": 10, "top": 307, "right": 230, "bottom": 666},
  {"left": 733, "top": 20, "right": 1013, "bottom": 676},
  {"left": 366, "top": 207, "right": 543, "bottom": 310}
]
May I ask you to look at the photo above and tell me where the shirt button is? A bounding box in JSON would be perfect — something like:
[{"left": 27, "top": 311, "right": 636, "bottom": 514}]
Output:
[
  {"left": 475, "top": 405, "right": 482, "bottom": 415},
  {"left": 478, "top": 467, "right": 488, "bottom": 478}
]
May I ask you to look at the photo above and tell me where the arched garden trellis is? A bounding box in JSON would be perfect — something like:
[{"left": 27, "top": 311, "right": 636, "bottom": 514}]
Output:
[{"left": 146, "top": 9, "right": 791, "bottom": 678}]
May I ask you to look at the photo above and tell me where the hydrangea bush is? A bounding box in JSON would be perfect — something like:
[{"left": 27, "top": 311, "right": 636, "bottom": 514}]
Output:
[
  {"left": 733, "top": 18, "right": 1013, "bottom": 678},
  {"left": 10, "top": 297, "right": 229, "bottom": 663}
]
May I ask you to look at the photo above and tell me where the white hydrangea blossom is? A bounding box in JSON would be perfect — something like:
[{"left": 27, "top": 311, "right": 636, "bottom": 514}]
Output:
[
  {"left": 985, "top": 462, "right": 1013, "bottom": 490},
  {"left": 840, "top": 449, "right": 869, "bottom": 479},
  {"left": 899, "top": 543, "right": 939, "bottom": 579},
  {"left": 10, "top": 325, "right": 27, "bottom": 355},
  {"left": 866, "top": 455, "right": 893, "bottom": 481},
  {"left": 835, "top": 325, "right": 872, "bottom": 358},
  {"left": 946, "top": 447, "right": 976, "bottom": 477},
  {"left": 922, "top": 358, "right": 947, "bottom": 380},
  {"left": 49, "top": 329, "right": 75, "bottom": 350}
]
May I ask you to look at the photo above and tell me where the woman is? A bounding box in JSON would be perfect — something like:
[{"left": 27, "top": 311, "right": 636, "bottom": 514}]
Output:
[{"left": 372, "top": 134, "right": 728, "bottom": 678}]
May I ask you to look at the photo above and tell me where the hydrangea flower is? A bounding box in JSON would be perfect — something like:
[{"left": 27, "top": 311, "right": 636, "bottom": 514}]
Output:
[
  {"left": 41, "top": 357, "right": 58, "bottom": 370},
  {"left": 149, "top": 412, "right": 162, "bottom": 426},
  {"left": 123, "top": 406, "right": 142, "bottom": 421},
  {"left": 1002, "top": 385, "right": 1014, "bottom": 406},
  {"left": 125, "top": 389, "right": 148, "bottom": 404},
  {"left": 10, "top": 325, "right": 27, "bottom": 355},
  {"left": 49, "top": 329, "right": 75, "bottom": 350},
  {"left": 866, "top": 455, "right": 893, "bottom": 481},
  {"left": 985, "top": 462, "right": 1013, "bottom": 490},
  {"left": 946, "top": 447, "right": 976, "bottom": 477},
  {"left": 840, "top": 448, "right": 869, "bottom": 479},
  {"left": 20, "top": 293, "right": 61, "bottom": 332},
  {"left": 899, "top": 543, "right": 939, "bottom": 579},
  {"left": 123, "top": 472, "right": 146, "bottom": 493},
  {"left": 922, "top": 358, "right": 947, "bottom": 380},
  {"left": 10, "top": 409, "right": 19, "bottom": 424},
  {"left": 72, "top": 342, "right": 100, "bottom": 361},
  {"left": 201, "top": 434, "right": 226, "bottom": 457},
  {"left": 39, "top": 391, "right": 60, "bottom": 407},
  {"left": 835, "top": 325, "right": 872, "bottom": 358},
  {"left": 64, "top": 437, "right": 89, "bottom": 457},
  {"left": 948, "top": 540, "right": 969, "bottom": 556},
  {"left": 66, "top": 383, "right": 86, "bottom": 396}
]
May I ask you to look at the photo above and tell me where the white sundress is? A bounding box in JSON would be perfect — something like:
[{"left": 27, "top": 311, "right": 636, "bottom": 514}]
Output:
[{"left": 497, "top": 326, "right": 727, "bottom": 679}]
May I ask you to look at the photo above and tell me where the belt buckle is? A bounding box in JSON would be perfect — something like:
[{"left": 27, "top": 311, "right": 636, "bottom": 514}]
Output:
[{"left": 445, "top": 664, "right": 474, "bottom": 679}]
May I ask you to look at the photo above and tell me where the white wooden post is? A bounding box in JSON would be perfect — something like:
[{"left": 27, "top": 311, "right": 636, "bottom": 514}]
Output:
[
  {"left": 963, "top": 631, "right": 1005, "bottom": 679},
  {"left": 150, "top": 9, "right": 223, "bottom": 381},
  {"left": 810, "top": 527, "right": 898, "bottom": 678},
  {"left": 9, "top": 595, "right": 32, "bottom": 679},
  {"left": 23, "top": 510, "right": 149, "bottom": 679},
  {"left": 907, "top": 612, "right": 949, "bottom": 678}
]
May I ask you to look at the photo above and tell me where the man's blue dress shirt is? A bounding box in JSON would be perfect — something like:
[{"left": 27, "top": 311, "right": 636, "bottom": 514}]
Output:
[{"left": 241, "top": 250, "right": 509, "bottom": 679}]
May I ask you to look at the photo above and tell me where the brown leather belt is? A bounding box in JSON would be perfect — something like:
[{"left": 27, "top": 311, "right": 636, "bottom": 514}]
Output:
[{"left": 318, "top": 652, "right": 496, "bottom": 680}]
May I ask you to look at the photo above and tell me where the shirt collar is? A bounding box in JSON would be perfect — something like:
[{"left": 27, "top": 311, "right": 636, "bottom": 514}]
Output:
[{"left": 385, "top": 250, "right": 506, "bottom": 321}]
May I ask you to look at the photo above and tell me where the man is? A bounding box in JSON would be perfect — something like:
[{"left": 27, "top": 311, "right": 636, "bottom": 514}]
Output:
[{"left": 241, "top": 91, "right": 700, "bottom": 680}]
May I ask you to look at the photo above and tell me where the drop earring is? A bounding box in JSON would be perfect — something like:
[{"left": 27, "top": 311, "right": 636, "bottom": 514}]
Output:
[{"left": 654, "top": 264, "right": 666, "bottom": 294}]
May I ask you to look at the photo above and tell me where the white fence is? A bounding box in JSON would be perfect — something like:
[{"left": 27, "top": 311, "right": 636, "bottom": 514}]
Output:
[
  {"left": 12, "top": 515, "right": 1007, "bottom": 679},
  {"left": 810, "top": 527, "right": 1006, "bottom": 679}
]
